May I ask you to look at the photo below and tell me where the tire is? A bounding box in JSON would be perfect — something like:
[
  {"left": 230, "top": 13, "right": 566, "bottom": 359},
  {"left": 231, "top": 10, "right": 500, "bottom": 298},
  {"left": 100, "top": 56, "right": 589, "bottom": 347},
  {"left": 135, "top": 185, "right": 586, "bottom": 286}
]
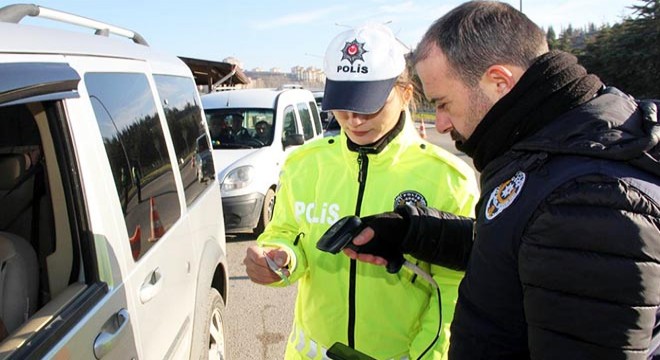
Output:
[
  {"left": 197, "top": 288, "right": 226, "bottom": 360},
  {"left": 254, "top": 188, "right": 275, "bottom": 235}
]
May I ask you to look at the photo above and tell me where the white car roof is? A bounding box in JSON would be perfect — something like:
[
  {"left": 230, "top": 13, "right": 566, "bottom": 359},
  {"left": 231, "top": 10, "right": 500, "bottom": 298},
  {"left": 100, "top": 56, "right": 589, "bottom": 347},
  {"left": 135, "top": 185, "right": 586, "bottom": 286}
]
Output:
[
  {"left": 0, "top": 21, "right": 188, "bottom": 76},
  {"left": 202, "top": 88, "right": 314, "bottom": 110}
]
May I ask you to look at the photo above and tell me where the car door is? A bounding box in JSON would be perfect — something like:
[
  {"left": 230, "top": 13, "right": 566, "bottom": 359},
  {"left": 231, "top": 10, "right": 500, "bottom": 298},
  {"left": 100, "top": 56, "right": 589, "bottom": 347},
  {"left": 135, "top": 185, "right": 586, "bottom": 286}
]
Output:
[
  {"left": 81, "top": 62, "right": 196, "bottom": 359},
  {"left": 0, "top": 61, "right": 139, "bottom": 359}
]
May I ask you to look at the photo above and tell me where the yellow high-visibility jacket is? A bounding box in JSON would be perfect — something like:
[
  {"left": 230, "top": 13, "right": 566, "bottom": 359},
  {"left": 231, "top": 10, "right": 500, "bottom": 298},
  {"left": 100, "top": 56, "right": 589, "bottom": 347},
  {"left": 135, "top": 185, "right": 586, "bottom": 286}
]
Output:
[{"left": 257, "top": 115, "right": 479, "bottom": 360}]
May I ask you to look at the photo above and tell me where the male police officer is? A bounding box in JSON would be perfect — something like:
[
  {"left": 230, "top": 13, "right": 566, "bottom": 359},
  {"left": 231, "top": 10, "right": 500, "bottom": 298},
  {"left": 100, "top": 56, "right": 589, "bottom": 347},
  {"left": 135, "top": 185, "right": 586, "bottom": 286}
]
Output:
[{"left": 345, "top": 2, "right": 660, "bottom": 359}]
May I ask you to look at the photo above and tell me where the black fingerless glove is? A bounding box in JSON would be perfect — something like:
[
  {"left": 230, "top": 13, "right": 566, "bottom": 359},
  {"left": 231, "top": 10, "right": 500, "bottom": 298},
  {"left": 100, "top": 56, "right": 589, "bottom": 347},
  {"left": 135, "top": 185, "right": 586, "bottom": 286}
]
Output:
[
  {"left": 397, "top": 204, "right": 475, "bottom": 270},
  {"left": 362, "top": 204, "right": 475, "bottom": 271},
  {"left": 315, "top": 213, "right": 407, "bottom": 273},
  {"left": 357, "top": 211, "right": 409, "bottom": 273}
]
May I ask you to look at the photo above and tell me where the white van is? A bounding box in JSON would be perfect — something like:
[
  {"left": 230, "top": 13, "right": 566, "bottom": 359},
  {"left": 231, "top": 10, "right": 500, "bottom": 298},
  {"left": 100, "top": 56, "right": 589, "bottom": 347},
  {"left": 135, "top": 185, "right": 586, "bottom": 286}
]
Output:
[
  {"left": 202, "top": 87, "right": 324, "bottom": 234},
  {"left": 0, "top": 4, "right": 228, "bottom": 359}
]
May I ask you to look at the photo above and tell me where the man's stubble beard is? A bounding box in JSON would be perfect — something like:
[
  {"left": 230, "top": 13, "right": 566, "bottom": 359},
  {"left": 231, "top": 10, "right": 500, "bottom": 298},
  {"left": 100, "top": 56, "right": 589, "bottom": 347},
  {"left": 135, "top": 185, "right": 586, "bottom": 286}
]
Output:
[{"left": 451, "top": 85, "right": 494, "bottom": 143}]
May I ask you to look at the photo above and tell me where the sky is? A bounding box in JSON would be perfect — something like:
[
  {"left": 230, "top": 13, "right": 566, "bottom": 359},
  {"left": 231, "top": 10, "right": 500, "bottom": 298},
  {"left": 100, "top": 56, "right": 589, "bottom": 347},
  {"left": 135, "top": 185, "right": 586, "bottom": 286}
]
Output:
[{"left": 7, "top": 0, "right": 638, "bottom": 71}]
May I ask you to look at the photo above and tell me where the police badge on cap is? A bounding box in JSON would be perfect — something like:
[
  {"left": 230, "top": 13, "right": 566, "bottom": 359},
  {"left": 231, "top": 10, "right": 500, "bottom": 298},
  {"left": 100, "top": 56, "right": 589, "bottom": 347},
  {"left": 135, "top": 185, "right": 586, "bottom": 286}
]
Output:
[
  {"left": 341, "top": 39, "right": 367, "bottom": 65},
  {"left": 322, "top": 23, "right": 408, "bottom": 115}
]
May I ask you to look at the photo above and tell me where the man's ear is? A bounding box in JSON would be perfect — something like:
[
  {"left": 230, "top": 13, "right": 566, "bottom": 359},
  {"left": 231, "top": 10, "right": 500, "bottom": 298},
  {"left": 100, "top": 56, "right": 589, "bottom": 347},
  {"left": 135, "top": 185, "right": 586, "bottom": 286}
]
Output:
[{"left": 482, "top": 65, "right": 518, "bottom": 98}]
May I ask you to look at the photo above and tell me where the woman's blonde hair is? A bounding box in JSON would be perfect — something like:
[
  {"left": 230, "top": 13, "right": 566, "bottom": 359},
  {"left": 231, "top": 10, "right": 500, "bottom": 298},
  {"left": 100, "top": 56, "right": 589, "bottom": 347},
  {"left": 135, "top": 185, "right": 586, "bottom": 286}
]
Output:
[{"left": 394, "top": 52, "right": 421, "bottom": 115}]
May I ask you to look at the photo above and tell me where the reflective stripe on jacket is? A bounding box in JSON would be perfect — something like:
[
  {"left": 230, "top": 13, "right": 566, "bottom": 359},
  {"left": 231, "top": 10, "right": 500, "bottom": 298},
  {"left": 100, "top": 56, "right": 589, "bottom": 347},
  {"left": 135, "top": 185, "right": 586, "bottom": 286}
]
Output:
[{"left": 258, "top": 115, "right": 479, "bottom": 359}]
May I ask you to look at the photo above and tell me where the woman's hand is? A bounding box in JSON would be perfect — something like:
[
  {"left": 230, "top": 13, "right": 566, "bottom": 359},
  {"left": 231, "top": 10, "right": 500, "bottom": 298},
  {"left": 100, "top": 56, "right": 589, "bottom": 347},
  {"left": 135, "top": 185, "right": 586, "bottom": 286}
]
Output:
[{"left": 244, "top": 245, "right": 291, "bottom": 285}]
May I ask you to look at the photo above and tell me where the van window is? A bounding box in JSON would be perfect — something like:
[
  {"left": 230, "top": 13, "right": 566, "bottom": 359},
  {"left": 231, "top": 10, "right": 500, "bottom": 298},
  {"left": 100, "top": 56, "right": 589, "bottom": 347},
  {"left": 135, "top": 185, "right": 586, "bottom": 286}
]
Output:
[
  {"left": 154, "top": 74, "right": 213, "bottom": 206},
  {"left": 86, "top": 73, "right": 181, "bottom": 261},
  {"left": 308, "top": 101, "right": 323, "bottom": 136},
  {"left": 282, "top": 105, "right": 298, "bottom": 144},
  {"left": 297, "top": 103, "right": 315, "bottom": 140}
]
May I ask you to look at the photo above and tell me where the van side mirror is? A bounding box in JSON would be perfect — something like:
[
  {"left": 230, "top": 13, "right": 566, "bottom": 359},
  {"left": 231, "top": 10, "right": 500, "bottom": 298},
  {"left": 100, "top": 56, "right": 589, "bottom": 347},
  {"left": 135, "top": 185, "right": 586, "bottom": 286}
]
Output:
[{"left": 284, "top": 133, "right": 304, "bottom": 147}]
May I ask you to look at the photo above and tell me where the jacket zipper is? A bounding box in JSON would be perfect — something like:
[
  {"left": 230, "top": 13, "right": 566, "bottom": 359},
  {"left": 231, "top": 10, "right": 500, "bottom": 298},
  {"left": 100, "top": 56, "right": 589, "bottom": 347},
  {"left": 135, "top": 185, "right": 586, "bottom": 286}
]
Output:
[{"left": 348, "top": 150, "right": 369, "bottom": 348}]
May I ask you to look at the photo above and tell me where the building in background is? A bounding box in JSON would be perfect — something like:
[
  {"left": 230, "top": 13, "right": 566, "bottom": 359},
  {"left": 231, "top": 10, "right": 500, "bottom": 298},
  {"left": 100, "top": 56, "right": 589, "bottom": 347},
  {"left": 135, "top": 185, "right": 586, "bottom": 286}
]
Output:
[
  {"left": 246, "top": 65, "right": 324, "bottom": 90},
  {"left": 180, "top": 55, "right": 325, "bottom": 92}
]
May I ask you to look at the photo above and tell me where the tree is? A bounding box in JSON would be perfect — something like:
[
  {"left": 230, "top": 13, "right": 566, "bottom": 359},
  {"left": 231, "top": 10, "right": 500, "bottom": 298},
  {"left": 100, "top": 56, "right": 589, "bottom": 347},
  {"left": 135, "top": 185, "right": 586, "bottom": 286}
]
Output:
[
  {"left": 555, "top": 24, "right": 575, "bottom": 51},
  {"left": 579, "top": 0, "right": 659, "bottom": 98},
  {"left": 546, "top": 26, "right": 558, "bottom": 49},
  {"left": 627, "top": 0, "right": 659, "bottom": 98}
]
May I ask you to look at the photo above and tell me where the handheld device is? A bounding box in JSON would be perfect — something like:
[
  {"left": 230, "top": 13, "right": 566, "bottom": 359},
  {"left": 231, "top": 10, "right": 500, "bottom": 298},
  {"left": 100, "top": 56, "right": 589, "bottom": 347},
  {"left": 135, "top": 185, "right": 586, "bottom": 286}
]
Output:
[
  {"left": 316, "top": 215, "right": 404, "bottom": 273},
  {"left": 316, "top": 216, "right": 364, "bottom": 254},
  {"left": 326, "top": 342, "right": 376, "bottom": 360}
]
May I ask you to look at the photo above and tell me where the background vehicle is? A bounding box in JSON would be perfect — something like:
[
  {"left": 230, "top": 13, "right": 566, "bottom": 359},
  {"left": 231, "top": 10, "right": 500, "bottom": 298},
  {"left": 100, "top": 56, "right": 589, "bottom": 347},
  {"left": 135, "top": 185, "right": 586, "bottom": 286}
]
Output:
[
  {"left": 313, "top": 90, "right": 329, "bottom": 125},
  {"left": 202, "top": 87, "right": 323, "bottom": 234},
  {"left": 312, "top": 90, "right": 340, "bottom": 137},
  {"left": 323, "top": 116, "right": 341, "bottom": 137},
  {"left": 0, "top": 4, "right": 228, "bottom": 359}
]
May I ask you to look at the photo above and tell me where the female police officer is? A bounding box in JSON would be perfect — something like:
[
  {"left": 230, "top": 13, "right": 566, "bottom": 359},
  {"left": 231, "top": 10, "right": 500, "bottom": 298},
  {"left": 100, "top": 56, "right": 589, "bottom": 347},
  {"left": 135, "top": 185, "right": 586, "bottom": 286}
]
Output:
[{"left": 243, "top": 23, "right": 479, "bottom": 360}]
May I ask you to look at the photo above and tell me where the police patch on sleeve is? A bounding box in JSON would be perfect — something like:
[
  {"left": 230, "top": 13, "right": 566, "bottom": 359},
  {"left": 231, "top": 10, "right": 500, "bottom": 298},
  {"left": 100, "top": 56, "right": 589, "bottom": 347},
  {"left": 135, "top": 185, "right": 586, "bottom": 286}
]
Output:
[
  {"left": 394, "top": 190, "right": 427, "bottom": 208},
  {"left": 485, "top": 171, "right": 526, "bottom": 220}
]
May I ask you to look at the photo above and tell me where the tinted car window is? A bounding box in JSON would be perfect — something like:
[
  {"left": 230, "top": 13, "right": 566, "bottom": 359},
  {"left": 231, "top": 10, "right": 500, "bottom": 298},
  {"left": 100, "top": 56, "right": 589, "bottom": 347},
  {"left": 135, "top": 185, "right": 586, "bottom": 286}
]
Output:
[
  {"left": 308, "top": 101, "right": 323, "bottom": 136},
  {"left": 154, "top": 74, "right": 213, "bottom": 205},
  {"left": 281, "top": 105, "right": 298, "bottom": 144},
  {"left": 87, "top": 72, "right": 181, "bottom": 261},
  {"left": 297, "top": 102, "right": 314, "bottom": 140}
]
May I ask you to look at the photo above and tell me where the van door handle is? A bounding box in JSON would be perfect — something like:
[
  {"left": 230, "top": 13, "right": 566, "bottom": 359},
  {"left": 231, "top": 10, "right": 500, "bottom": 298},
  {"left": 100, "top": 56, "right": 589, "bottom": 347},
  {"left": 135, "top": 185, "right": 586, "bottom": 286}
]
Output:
[
  {"left": 139, "top": 268, "right": 162, "bottom": 304},
  {"left": 93, "top": 309, "right": 130, "bottom": 359}
]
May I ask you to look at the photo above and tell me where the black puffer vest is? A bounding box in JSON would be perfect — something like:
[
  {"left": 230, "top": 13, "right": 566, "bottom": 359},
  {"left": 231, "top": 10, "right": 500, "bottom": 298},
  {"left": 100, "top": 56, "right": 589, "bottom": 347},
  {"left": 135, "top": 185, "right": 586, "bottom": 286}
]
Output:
[{"left": 449, "top": 89, "right": 660, "bottom": 360}]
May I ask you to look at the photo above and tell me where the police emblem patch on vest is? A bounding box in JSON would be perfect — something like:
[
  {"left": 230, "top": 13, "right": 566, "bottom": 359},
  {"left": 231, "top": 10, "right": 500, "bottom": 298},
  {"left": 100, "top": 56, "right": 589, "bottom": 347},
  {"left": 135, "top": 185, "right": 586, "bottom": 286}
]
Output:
[
  {"left": 485, "top": 171, "right": 526, "bottom": 220},
  {"left": 394, "top": 190, "right": 427, "bottom": 208}
]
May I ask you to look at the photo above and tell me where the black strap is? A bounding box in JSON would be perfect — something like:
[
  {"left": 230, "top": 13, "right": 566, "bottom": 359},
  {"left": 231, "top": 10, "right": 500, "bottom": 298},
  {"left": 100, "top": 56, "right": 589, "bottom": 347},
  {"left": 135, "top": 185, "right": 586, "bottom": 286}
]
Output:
[
  {"left": 30, "top": 161, "right": 51, "bottom": 304},
  {"left": 30, "top": 162, "right": 44, "bottom": 253}
]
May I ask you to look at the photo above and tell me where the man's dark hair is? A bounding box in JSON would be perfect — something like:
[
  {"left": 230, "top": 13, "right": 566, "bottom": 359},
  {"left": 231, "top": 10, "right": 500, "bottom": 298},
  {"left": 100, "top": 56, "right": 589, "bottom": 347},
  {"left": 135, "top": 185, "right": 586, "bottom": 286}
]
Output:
[
  {"left": 255, "top": 120, "right": 270, "bottom": 128},
  {"left": 413, "top": 1, "right": 548, "bottom": 87}
]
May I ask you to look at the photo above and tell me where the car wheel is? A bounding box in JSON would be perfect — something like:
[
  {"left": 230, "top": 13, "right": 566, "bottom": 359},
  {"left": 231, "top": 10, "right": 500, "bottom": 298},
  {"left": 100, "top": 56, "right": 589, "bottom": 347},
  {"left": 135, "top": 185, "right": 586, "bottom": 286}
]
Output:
[
  {"left": 254, "top": 188, "right": 275, "bottom": 234},
  {"left": 197, "top": 288, "right": 226, "bottom": 360}
]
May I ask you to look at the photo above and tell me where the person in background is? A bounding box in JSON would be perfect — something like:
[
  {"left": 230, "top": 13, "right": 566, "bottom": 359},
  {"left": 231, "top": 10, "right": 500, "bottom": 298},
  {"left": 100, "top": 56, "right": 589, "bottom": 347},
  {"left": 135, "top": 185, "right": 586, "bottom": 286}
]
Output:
[
  {"left": 131, "top": 163, "right": 142, "bottom": 203},
  {"left": 243, "top": 23, "right": 479, "bottom": 360},
  {"left": 209, "top": 116, "right": 229, "bottom": 145},
  {"left": 344, "top": 2, "right": 660, "bottom": 359},
  {"left": 229, "top": 114, "right": 250, "bottom": 140},
  {"left": 254, "top": 120, "right": 272, "bottom": 144}
]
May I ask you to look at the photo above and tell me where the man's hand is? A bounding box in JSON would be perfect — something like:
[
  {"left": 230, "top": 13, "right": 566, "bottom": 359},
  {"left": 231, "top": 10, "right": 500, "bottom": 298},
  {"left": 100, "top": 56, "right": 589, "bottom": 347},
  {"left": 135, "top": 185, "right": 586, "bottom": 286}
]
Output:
[
  {"left": 341, "top": 211, "right": 409, "bottom": 272},
  {"left": 343, "top": 226, "right": 389, "bottom": 266},
  {"left": 244, "top": 245, "right": 291, "bottom": 285},
  {"left": 342, "top": 205, "right": 475, "bottom": 271}
]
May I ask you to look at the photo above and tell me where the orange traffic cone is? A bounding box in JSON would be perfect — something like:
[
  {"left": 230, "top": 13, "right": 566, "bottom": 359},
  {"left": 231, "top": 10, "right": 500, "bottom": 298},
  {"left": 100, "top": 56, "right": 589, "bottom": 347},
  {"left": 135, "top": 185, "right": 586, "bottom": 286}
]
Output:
[
  {"left": 419, "top": 121, "right": 427, "bottom": 139},
  {"left": 129, "top": 225, "right": 141, "bottom": 261},
  {"left": 149, "top": 197, "right": 165, "bottom": 242}
]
